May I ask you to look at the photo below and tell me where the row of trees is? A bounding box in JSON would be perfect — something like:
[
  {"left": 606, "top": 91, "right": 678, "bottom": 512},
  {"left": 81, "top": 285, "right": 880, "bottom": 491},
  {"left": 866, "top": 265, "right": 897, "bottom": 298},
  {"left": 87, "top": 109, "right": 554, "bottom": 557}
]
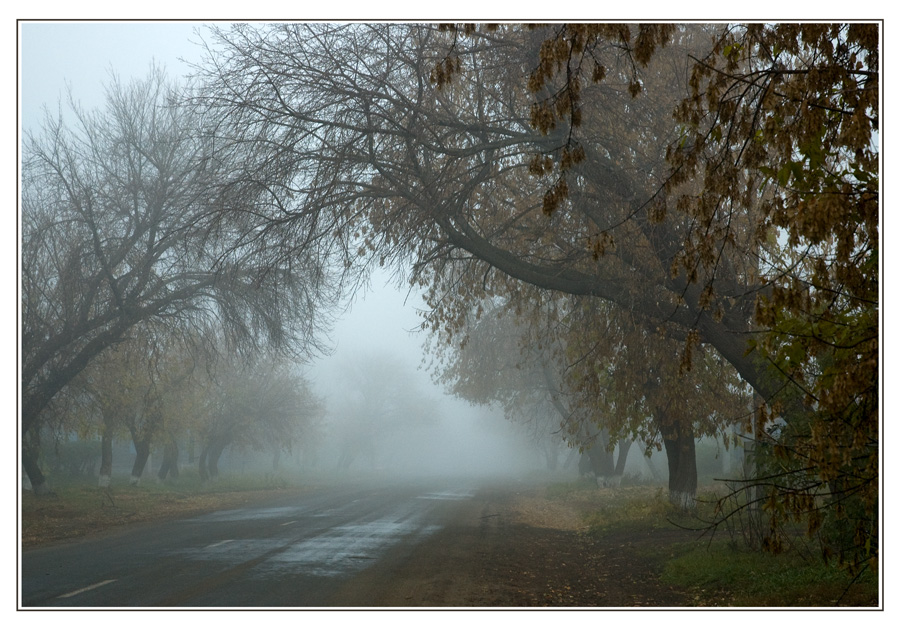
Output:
[
  {"left": 426, "top": 294, "right": 744, "bottom": 497},
  {"left": 22, "top": 23, "right": 878, "bottom": 575},
  {"left": 21, "top": 67, "right": 343, "bottom": 493},
  {"left": 42, "top": 328, "right": 324, "bottom": 486},
  {"left": 188, "top": 22, "right": 878, "bottom": 570}
]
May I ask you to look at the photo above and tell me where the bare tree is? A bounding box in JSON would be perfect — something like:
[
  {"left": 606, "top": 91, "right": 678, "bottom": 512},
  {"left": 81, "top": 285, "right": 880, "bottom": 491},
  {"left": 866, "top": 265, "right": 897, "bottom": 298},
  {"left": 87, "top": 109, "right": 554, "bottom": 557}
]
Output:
[
  {"left": 190, "top": 23, "right": 772, "bottom": 392},
  {"left": 192, "top": 21, "right": 877, "bottom": 527},
  {"left": 189, "top": 24, "right": 756, "bottom": 508},
  {"left": 21, "top": 67, "right": 339, "bottom": 494}
]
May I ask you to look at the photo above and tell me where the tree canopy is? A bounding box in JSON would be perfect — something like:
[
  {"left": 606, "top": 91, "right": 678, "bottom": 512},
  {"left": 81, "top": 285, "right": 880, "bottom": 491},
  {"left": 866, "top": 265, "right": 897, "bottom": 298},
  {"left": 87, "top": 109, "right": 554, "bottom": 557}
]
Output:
[
  {"left": 21, "top": 68, "right": 342, "bottom": 492},
  {"left": 22, "top": 22, "right": 879, "bottom": 572},
  {"left": 191, "top": 22, "right": 878, "bottom": 566}
]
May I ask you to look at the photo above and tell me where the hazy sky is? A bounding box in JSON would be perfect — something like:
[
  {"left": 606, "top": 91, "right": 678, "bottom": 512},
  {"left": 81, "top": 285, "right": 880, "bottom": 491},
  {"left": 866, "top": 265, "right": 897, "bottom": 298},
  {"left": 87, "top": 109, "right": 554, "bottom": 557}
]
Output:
[
  {"left": 20, "top": 22, "right": 204, "bottom": 131},
  {"left": 17, "top": 20, "right": 480, "bottom": 434}
]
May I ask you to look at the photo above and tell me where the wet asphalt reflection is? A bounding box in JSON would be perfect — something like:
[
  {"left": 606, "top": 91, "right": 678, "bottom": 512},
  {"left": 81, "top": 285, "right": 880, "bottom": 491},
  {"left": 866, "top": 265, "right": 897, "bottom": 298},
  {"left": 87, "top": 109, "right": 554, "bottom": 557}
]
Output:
[{"left": 21, "top": 482, "right": 477, "bottom": 608}]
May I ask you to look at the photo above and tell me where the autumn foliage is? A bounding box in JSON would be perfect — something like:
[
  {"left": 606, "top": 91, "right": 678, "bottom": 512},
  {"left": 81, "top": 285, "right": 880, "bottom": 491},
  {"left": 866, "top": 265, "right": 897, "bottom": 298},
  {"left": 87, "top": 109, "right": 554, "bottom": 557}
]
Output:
[
  {"left": 186, "top": 22, "right": 879, "bottom": 572},
  {"left": 436, "top": 22, "right": 879, "bottom": 570},
  {"left": 669, "top": 24, "right": 878, "bottom": 570}
]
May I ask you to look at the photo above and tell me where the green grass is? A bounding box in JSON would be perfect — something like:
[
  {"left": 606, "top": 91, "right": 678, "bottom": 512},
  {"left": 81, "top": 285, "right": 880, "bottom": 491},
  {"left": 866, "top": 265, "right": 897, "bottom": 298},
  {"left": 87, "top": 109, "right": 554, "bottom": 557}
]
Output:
[
  {"left": 660, "top": 540, "right": 878, "bottom": 607},
  {"left": 562, "top": 482, "right": 879, "bottom": 607}
]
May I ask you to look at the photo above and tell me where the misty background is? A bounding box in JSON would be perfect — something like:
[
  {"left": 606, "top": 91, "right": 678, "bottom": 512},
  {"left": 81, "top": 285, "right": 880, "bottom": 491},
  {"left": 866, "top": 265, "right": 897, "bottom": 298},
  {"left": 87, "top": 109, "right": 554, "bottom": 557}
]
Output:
[
  {"left": 14, "top": 18, "right": 884, "bottom": 612},
  {"left": 18, "top": 21, "right": 547, "bottom": 481}
]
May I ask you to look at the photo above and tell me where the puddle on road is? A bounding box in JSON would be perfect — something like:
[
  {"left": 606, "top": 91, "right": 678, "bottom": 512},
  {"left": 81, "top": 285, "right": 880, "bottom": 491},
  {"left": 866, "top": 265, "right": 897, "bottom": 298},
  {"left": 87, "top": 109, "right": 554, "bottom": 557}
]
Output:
[
  {"left": 260, "top": 520, "right": 442, "bottom": 577},
  {"left": 178, "top": 502, "right": 444, "bottom": 579},
  {"left": 187, "top": 506, "right": 303, "bottom": 522},
  {"left": 189, "top": 538, "right": 276, "bottom": 559},
  {"left": 416, "top": 489, "right": 475, "bottom": 501}
]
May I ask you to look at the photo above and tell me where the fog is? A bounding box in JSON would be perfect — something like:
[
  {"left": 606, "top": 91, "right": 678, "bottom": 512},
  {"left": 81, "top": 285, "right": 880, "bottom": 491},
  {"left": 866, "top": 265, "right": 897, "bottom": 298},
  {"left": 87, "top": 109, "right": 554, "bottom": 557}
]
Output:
[
  {"left": 16, "top": 21, "right": 748, "bottom": 491},
  {"left": 301, "top": 270, "right": 547, "bottom": 480},
  {"left": 17, "top": 21, "right": 753, "bottom": 495},
  {"left": 16, "top": 20, "right": 883, "bottom": 612},
  {"left": 18, "top": 22, "right": 547, "bottom": 484}
]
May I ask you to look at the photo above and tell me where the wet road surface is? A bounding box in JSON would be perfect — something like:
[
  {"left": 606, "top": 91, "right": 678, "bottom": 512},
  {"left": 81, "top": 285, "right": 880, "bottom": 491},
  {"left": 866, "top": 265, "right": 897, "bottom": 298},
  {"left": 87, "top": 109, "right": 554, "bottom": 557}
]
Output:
[{"left": 21, "top": 480, "right": 478, "bottom": 608}]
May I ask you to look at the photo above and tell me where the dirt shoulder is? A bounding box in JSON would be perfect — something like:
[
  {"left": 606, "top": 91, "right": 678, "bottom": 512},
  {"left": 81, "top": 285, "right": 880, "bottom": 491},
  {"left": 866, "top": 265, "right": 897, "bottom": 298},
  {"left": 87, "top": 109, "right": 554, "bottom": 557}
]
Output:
[
  {"left": 330, "top": 483, "right": 696, "bottom": 607},
  {"left": 21, "top": 485, "right": 306, "bottom": 548}
]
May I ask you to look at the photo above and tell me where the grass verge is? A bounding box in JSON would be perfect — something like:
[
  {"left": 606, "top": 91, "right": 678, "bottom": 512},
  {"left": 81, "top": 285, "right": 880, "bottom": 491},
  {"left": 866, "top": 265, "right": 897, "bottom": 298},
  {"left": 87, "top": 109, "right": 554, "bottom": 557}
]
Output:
[
  {"left": 659, "top": 540, "right": 878, "bottom": 607},
  {"left": 544, "top": 481, "right": 879, "bottom": 607},
  {"left": 21, "top": 471, "right": 310, "bottom": 548}
]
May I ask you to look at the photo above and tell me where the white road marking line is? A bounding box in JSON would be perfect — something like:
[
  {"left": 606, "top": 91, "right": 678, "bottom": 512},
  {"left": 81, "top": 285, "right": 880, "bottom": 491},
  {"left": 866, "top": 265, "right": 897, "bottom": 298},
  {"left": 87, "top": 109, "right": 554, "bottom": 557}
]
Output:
[
  {"left": 280, "top": 520, "right": 298, "bottom": 526},
  {"left": 57, "top": 579, "right": 116, "bottom": 599},
  {"left": 205, "top": 539, "right": 234, "bottom": 548}
]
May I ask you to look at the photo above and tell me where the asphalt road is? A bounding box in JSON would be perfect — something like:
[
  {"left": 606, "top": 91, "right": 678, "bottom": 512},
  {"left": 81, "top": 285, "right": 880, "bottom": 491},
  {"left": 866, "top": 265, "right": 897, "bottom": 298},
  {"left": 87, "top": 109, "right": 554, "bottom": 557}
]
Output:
[{"left": 21, "top": 480, "right": 479, "bottom": 608}]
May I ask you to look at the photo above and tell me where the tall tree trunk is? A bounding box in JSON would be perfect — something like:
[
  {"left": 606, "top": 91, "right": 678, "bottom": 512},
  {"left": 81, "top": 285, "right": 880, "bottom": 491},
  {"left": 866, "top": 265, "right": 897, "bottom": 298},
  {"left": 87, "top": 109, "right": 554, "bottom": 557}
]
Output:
[
  {"left": 130, "top": 439, "right": 151, "bottom": 485},
  {"left": 660, "top": 415, "right": 697, "bottom": 511},
  {"left": 588, "top": 447, "right": 616, "bottom": 477},
  {"left": 586, "top": 431, "right": 616, "bottom": 478},
  {"left": 207, "top": 440, "right": 225, "bottom": 479},
  {"left": 23, "top": 428, "right": 51, "bottom": 495},
  {"left": 158, "top": 439, "right": 179, "bottom": 481},
  {"left": 614, "top": 439, "right": 633, "bottom": 477},
  {"left": 98, "top": 424, "right": 113, "bottom": 488},
  {"left": 198, "top": 444, "right": 210, "bottom": 482}
]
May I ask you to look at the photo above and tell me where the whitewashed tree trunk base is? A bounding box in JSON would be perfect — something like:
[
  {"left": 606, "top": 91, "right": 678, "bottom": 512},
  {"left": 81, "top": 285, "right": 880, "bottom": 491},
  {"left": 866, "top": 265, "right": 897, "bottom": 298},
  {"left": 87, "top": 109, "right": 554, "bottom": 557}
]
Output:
[
  {"left": 598, "top": 475, "right": 622, "bottom": 489},
  {"left": 670, "top": 490, "right": 696, "bottom": 512}
]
